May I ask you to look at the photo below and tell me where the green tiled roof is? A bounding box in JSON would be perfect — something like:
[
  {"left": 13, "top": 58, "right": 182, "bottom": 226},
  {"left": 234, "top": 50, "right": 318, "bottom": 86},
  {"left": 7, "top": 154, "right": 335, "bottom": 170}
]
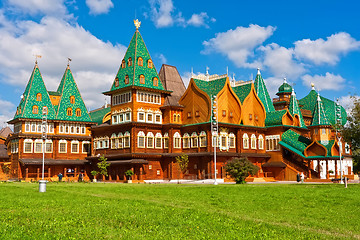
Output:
[
  {"left": 276, "top": 79, "right": 292, "bottom": 95},
  {"left": 299, "top": 90, "right": 347, "bottom": 126},
  {"left": 288, "top": 91, "right": 306, "bottom": 128},
  {"left": 55, "top": 66, "right": 92, "bottom": 122},
  {"left": 279, "top": 129, "right": 312, "bottom": 157},
  {"left": 232, "top": 83, "right": 252, "bottom": 103},
  {"left": 193, "top": 77, "right": 227, "bottom": 98},
  {"left": 90, "top": 106, "right": 111, "bottom": 125},
  {"left": 110, "top": 29, "right": 165, "bottom": 92},
  {"left": 311, "top": 94, "right": 330, "bottom": 126},
  {"left": 254, "top": 70, "right": 275, "bottom": 112},
  {"left": 12, "top": 64, "right": 57, "bottom": 120},
  {"left": 265, "top": 110, "right": 286, "bottom": 126}
]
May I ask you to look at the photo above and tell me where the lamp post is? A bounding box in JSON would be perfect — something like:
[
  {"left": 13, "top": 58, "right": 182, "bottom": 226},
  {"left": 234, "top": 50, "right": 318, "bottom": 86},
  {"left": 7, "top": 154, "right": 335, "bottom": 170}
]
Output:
[
  {"left": 211, "top": 95, "right": 218, "bottom": 185},
  {"left": 39, "top": 106, "right": 48, "bottom": 192},
  {"left": 335, "top": 99, "right": 343, "bottom": 184}
]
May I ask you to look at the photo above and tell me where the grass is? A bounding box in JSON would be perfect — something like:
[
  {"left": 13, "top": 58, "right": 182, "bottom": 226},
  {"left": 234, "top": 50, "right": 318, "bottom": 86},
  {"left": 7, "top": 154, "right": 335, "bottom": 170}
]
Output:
[{"left": 0, "top": 182, "right": 359, "bottom": 239}]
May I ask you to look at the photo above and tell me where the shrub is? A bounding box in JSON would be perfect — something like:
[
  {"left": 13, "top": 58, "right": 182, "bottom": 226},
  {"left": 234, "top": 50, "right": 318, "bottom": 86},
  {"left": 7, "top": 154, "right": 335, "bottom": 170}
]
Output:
[
  {"left": 125, "top": 169, "right": 134, "bottom": 180},
  {"left": 224, "top": 157, "right": 259, "bottom": 184}
]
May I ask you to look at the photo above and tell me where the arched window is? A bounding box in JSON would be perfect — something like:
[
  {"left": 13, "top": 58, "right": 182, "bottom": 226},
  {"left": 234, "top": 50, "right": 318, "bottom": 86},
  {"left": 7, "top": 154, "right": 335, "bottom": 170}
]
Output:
[
  {"left": 140, "top": 75, "right": 145, "bottom": 84},
  {"left": 76, "top": 108, "right": 81, "bottom": 117},
  {"left": 163, "top": 133, "right": 169, "bottom": 149},
  {"left": 36, "top": 93, "right": 42, "bottom": 101},
  {"left": 177, "top": 114, "right": 181, "bottom": 123},
  {"left": 258, "top": 135, "right": 264, "bottom": 150},
  {"left": 137, "top": 131, "right": 145, "bottom": 148},
  {"left": 115, "top": 77, "right": 119, "bottom": 87},
  {"left": 243, "top": 133, "right": 249, "bottom": 149},
  {"left": 173, "top": 113, "right": 177, "bottom": 122},
  {"left": 121, "top": 60, "right": 126, "bottom": 68},
  {"left": 183, "top": 133, "right": 190, "bottom": 148},
  {"left": 67, "top": 108, "right": 73, "bottom": 116},
  {"left": 24, "top": 139, "right": 33, "bottom": 153},
  {"left": 191, "top": 132, "right": 198, "bottom": 148},
  {"left": 251, "top": 134, "right": 257, "bottom": 149},
  {"left": 229, "top": 133, "right": 236, "bottom": 148},
  {"left": 70, "top": 96, "right": 75, "bottom": 104},
  {"left": 42, "top": 106, "right": 48, "bottom": 115},
  {"left": 138, "top": 57, "right": 143, "bottom": 66},
  {"left": 34, "top": 139, "right": 43, "bottom": 153},
  {"left": 32, "top": 105, "right": 38, "bottom": 114},
  {"left": 137, "top": 108, "right": 145, "bottom": 122},
  {"left": 59, "top": 140, "right": 67, "bottom": 153},
  {"left": 147, "top": 132, "right": 154, "bottom": 148},
  {"left": 155, "top": 133, "right": 162, "bottom": 149},
  {"left": 118, "top": 132, "right": 123, "bottom": 149},
  {"left": 123, "top": 131, "right": 130, "bottom": 148},
  {"left": 173, "top": 132, "right": 181, "bottom": 148},
  {"left": 111, "top": 133, "right": 117, "bottom": 149},
  {"left": 153, "top": 77, "right": 158, "bottom": 86},
  {"left": 125, "top": 75, "right": 129, "bottom": 84},
  {"left": 147, "top": 59, "right": 153, "bottom": 68},
  {"left": 128, "top": 57, "right": 132, "bottom": 66},
  {"left": 199, "top": 131, "right": 207, "bottom": 147},
  {"left": 71, "top": 140, "right": 79, "bottom": 153}
]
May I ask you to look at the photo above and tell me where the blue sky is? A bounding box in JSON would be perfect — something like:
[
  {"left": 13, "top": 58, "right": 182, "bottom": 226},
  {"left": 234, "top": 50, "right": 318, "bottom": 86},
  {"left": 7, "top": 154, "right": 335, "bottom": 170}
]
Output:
[{"left": 0, "top": 0, "right": 359, "bottom": 125}]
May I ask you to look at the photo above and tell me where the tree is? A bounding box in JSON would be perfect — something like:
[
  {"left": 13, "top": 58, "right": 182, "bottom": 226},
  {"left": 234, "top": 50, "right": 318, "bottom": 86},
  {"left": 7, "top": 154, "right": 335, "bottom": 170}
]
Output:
[
  {"left": 97, "top": 155, "right": 111, "bottom": 178},
  {"left": 342, "top": 96, "right": 360, "bottom": 173},
  {"left": 125, "top": 169, "right": 134, "bottom": 180},
  {"left": 176, "top": 154, "right": 189, "bottom": 173},
  {"left": 224, "top": 157, "right": 259, "bottom": 184}
]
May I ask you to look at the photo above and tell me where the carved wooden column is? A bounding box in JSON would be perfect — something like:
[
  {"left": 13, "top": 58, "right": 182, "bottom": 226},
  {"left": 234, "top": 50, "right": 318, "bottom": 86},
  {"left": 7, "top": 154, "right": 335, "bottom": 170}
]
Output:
[
  {"left": 25, "top": 168, "right": 29, "bottom": 179},
  {"left": 307, "top": 160, "right": 312, "bottom": 179},
  {"left": 37, "top": 168, "right": 40, "bottom": 179}
]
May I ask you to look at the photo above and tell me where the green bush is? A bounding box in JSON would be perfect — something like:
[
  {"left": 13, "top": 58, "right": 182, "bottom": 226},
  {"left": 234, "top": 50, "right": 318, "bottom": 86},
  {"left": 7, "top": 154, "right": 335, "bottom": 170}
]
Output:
[{"left": 224, "top": 157, "right": 259, "bottom": 184}]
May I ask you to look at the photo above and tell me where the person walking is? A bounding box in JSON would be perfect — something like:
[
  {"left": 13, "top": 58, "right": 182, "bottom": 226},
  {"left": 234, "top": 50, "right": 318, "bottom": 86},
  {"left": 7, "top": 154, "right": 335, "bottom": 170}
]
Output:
[
  {"left": 78, "top": 172, "right": 83, "bottom": 182},
  {"left": 58, "top": 173, "right": 63, "bottom": 182},
  {"left": 296, "top": 172, "right": 301, "bottom": 183},
  {"left": 300, "top": 172, "right": 305, "bottom": 183}
]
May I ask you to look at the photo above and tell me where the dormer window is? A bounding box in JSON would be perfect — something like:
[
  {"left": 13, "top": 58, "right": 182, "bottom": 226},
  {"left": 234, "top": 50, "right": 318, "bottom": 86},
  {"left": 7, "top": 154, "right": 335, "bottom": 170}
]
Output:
[
  {"left": 138, "top": 57, "right": 143, "bottom": 66},
  {"left": 128, "top": 57, "right": 132, "bottom": 66},
  {"left": 115, "top": 77, "right": 119, "bottom": 87},
  {"left": 36, "top": 93, "right": 42, "bottom": 101},
  {"left": 125, "top": 75, "right": 129, "bottom": 84},
  {"left": 70, "top": 96, "right": 75, "bottom": 104},
  {"left": 147, "top": 59, "right": 153, "bottom": 68},
  {"left": 32, "top": 105, "right": 38, "bottom": 114},
  {"left": 67, "top": 108, "right": 73, "bottom": 116},
  {"left": 76, "top": 108, "right": 81, "bottom": 117},
  {"left": 140, "top": 75, "right": 145, "bottom": 84},
  {"left": 153, "top": 77, "right": 158, "bottom": 86},
  {"left": 121, "top": 60, "right": 126, "bottom": 68},
  {"left": 249, "top": 114, "right": 253, "bottom": 120}
]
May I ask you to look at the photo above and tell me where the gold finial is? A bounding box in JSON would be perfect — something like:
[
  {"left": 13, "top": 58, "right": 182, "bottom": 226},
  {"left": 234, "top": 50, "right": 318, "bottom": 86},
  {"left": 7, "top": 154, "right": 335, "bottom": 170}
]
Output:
[
  {"left": 34, "top": 54, "right": 42, "bottom": 64},
  {"left": 134, "top": 19, "right": 141, "bottom": 30}
]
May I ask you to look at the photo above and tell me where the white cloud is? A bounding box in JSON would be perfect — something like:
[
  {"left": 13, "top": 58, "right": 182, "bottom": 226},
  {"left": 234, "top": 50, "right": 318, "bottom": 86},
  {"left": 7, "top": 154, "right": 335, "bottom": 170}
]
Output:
[
  {"left": 0, "top": 15, "right": 126, "bottom": 110},
  {"left": 262, "top": 76, "right": 285, "bottom": 98},
  {"left": 148, "top": 0, "right": 214, "bottom": 28},
  {"left": 86, "top": 0, "right": 114, "bottom": 15},
  {"left": 181, "top": 71, "right": 192, "bottom": 87},
  {"left": 294, "top": 32, "right": 360, "bottom": 65},
  {"left": 301, "top": 72, "right": 345, "bottom": 91},
  {"left": 338, "top": 95, "right": 357, "bottom": 115},
  {"left": 6, "top": 0, "right": 67, "bottom": 17},
  {"left": 0, "top": 98, "right": 15, "bottom": 125},
  {"left": 260, "top": 43, "right": 305, "bottom": 79},
  {"left": 202, "top": 24, "right": 275, "bottom": 68},
  {"left": 156, "top": 53, "right": 167, "bottom": 65}
]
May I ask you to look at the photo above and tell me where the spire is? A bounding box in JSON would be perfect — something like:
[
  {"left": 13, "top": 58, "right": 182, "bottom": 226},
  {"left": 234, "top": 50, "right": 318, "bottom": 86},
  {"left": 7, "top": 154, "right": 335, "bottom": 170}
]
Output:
[
  {"left": 254, "top": 68, "right": 275, "bottom": 112},
  {"left": 12, "top": 63, "right": 56, "bottom": 120},
  {"left": 311, "top": 93, "right": 330, "bottom": 126},
  {"left": 56, "top": 64, "right": 92, "bottom": 122},
  {"left": 288, "top": 88, "right": 306, "bottom": 128},
  {"left": 109, "top": 24, "right": 165, "bottom": 92}
]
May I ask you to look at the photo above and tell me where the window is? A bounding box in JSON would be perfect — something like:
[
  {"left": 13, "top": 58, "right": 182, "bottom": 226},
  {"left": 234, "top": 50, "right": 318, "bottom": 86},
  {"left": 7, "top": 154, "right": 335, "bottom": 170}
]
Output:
[
  {"left": 67, "top": 108, "right": 73, "bottom": 116},
  {"left": 118, "top": 133, "right": 123, "bottom": 148},
  {"left": 136, "top": 91, "right": 161, "bottom": 105},
  {"left": 249, "top": 114, "right": 253, "bottom": 120},
  {"left": 187, "top": 112, "right": 191, "bottom": 118},
  {"left": 229, "top": 112, "right": 233, "bottom": 118},
  {"left": 229, "top": 133, "right": 235, "bottom": 148},
  {"left": 24, "top": 139, "right": 33, "bottom": 153},
  {"left": 222, "top": 110, "right": 226, "bottom": 117},
  {"left": 258, "top": 135, "right": 264, "bottom": 150},
  {"left": 82, "top": 141, "right": 91, "bottom": 154},
  {"left": 48, "top": 123, "right": 54, "bottom": 133},
  {"left": 183, "top": 133, "right": 190, "bottom": 148},
  {"left": 36, "top": 93, "right": 42, "bottom": 101},
  {"left": 173, "top": 132, "right": 181, "bottom": 148},
  {"left": 314, "top": 129, "right": 318, "bottom": 134},
  {"left": 177, "top": 114, "right": 180, "bottom": 122},
  {"left": 124, "top": 132, "right": 130, "bottom": 148},
  {"left": 140, "top": 75, "right": 145, "bottom": 84},
  {"left": 345, "top": 143, "right": 350, "bottom": 154},
  {"left": 121, "top": 60, "right": 126, "bottom": 68},
  {"left": 111, "top": 133, "right": 117, "bottom": 149},
  {"left": 31, "top": 123, "right": 36, "bottom": 132},
  {"left": 155, "top": 133, "right": 162, "bottom": 149},
  {"left": 34, "top": 140, "right": 43, "bottom": 153},
  {"left": 199, "top": 131, "right": 207, "bottom": 147},
  {"left": 147, "top": 132, "right": 154, "bottom": 148},
  {"left": 147, "top": 113, "right": 153, "bottom": 123},
  {"left": 173, "top": 113, "right": 177, "bottom": 122},
  {"left": 220, "top": 134, "right": 227, "bottom": 149},
  {"left": 137, "top": 131, "right": 145, "bottom": 148},
  {"left": 138, "top": 57, "right": 143, "bottom": 66},
  {"left": 59, "top": 140, "right": 67, "bottom": 153},
  {"left": 112, "top": 91, "right": 131, "bottom": 105},
  {"left": 125, "top": 75, "right": 129, "bottom": 84},
  {"left": 321, "top": 128, "right": 326, "bottom": 135},
  {"left": 71, "top": 141, "right": 79, "bottom": 153},
  {"left": 251, "top": 134, "right": 257, "bottom": 149},
  {"left": 148, "top": 59, "right": 153, "bottom": 68},
  {"left": 243, "top": 133, "right": 249, "bottom": 149},
  {"left": 76, "top": 108, "right": 81, "bottom": 117},
  {"left": 115, "top": 77, "right": 119, "bottom": 87},
  {"left": 153, "top": 77, "right": 158, "bottom": 86},
  {"left": 138, "top": 109, "right": 145, "bottom": 122},
  {"left": 191, "top": 132, "right": 198, "bottom": 148},
  {"left": 70, "top": 96, "right": 75, "bottom": 104},
  {"left": 163, "top": 133, "right": 169, "bottom": 149},
  {"left": 265, "top": 135, "right": 280, "bottom": 151},
  {"left": 45, "top": 140, "right": 53, "bottom": 153},
  {"left": 32, "top": 105, "right": 38, "bottom": 114},
  {"left": 125, "top": 111, "right": 131, "bottom": 122},
  {"left": 128, "top": 57, "right": 132, "bottom": 66},
  {"left": 155, "top": 114, "right": 162, "bottom": 124},
  {"left": 195, "top": 111, "right": 200, "bottom": 117},
  {"left": 25, "top": 122, "right": 30, "bottom": 132}
]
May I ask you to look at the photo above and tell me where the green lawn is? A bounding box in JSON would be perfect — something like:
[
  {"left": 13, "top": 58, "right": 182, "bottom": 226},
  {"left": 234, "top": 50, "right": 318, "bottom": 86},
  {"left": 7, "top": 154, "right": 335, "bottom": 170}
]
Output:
[{"left": 0, "top": 182, "right": 359, "bottom": 239}]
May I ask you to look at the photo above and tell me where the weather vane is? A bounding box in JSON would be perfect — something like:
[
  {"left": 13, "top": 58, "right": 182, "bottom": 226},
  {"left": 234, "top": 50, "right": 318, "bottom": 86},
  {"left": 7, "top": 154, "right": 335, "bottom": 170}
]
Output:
[
  {"left": 67, "top": 57, "right": 72, "bottom": 66},
  {"left": 34, "top": 54, "right": 42, "bottom": 64},
  {"left": 134, "top": 19, "right": 141, "bottom": 30}
]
